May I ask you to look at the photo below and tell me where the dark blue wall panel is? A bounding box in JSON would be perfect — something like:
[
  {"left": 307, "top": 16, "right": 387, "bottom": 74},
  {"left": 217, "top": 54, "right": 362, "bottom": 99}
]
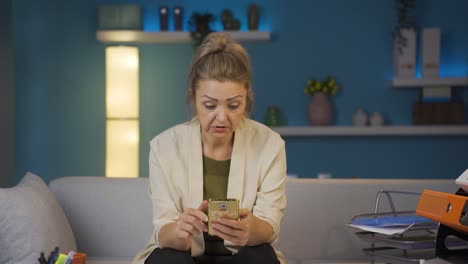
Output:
[{"left": 14, "top": 0, "right": 468, "bottom": 182}]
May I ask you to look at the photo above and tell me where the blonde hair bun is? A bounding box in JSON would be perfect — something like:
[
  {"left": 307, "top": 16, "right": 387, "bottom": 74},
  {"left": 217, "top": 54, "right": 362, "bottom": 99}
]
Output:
[{"left": 198, "top": 32, "right": 232, "bottom": 57}]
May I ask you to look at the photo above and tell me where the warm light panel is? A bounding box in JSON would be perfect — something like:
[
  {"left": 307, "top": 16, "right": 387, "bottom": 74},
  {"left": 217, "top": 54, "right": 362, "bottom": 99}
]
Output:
[
  {"left": 106, "top": 120, "right": 139, "bottom": 177},
  {"left": 106, "top": 46, "right": 139, "bottom": 118}
]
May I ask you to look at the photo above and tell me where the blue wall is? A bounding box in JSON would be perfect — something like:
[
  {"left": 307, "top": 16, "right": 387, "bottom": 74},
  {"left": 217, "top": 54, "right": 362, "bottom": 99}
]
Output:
[{"left": 14, "top": 0, "right": 468, "bottom": 183}]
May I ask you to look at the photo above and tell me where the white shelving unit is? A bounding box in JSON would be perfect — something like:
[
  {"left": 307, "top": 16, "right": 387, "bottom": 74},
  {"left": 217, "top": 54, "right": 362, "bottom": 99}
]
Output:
[
  {"left": 392, "top": 77, "right": 468, "bottom": 88},
  {"left": 96, "top": 30, "right": 271, "bottom": 44},
  {"left": 272, "top": 126, "right": 468, "bottom": 136}
]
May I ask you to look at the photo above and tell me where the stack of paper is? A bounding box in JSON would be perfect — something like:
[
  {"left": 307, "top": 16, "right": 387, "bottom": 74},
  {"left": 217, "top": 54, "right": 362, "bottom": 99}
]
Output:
[{"left": 348, "top": 214, "right": 434, "bottom": 235}]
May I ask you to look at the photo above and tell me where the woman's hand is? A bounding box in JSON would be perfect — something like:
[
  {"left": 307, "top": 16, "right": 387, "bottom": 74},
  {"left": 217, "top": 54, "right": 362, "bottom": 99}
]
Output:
[
  {"left": 175, "top": 200, "right": 209, "bottom": 240},
  {"left": 211, "top": 208, "right": 274, "bottom": 246},
  {"left": 160, "top": 200, "right": 208, "bottom": 251}
]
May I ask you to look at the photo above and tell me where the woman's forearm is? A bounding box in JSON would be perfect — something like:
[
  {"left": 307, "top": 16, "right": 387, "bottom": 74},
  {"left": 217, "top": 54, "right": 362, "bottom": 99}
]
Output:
[
  {"left": 247, "top": 215, "right": 274, "bottom": 246},
  {"left": 158, "top": 222, "right": 191, "bottom": 251}
]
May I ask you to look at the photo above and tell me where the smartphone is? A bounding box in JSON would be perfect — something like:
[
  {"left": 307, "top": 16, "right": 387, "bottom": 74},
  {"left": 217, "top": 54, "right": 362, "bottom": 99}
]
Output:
[{"left": 208, "top": 198, "right": 239, "bottom": 235}]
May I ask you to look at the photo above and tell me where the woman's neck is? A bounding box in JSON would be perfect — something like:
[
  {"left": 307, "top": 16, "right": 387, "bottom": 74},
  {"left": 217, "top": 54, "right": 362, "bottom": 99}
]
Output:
[{"left": 201, "top": 133, "right": 234, "bottom": 161}]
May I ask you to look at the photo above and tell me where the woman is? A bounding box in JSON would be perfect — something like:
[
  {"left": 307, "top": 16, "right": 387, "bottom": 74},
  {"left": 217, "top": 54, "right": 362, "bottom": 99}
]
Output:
[{"left": 133, "top": 32, "right": 287, "bottom": 264}]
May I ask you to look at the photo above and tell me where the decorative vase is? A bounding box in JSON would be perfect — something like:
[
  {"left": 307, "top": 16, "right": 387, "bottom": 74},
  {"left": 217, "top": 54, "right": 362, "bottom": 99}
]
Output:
[
  {"left": 247, "top": 4, "right": 260, "bottom": 30},
  {"left": 264, "top": 105, "right": 284, "bottom": 127},
  {"left": 308, "top": 92, "right": 332, "bottom": 126}
]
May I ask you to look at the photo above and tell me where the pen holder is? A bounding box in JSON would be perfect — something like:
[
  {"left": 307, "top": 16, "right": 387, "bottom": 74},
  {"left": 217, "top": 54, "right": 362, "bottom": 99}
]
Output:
[{"left": 73, "top": 252, "right": 87, "bottom": 264}]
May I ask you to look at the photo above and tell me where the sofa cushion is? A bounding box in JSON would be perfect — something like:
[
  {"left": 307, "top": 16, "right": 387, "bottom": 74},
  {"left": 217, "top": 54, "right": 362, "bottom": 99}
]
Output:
[
  {"left": 48, "top": 176, "right": 153, "bottom": 259},
  {"left": 0, "top": 172, "right": 77, "bottom": 264}
]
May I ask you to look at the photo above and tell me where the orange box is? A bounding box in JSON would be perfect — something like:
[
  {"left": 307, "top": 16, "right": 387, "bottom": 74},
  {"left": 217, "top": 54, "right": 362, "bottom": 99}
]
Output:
[
  {"left": 72, "top": 252, "right": 87, "bottom": 264},
  {"left": 416, "top": 189, "right": 468, "bottom": 233}
]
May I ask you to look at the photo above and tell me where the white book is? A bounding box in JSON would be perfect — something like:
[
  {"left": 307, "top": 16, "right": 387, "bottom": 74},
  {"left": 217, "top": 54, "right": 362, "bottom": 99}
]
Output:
[{"left": 421, "top": 28, "right": 441, "bottom": 78}]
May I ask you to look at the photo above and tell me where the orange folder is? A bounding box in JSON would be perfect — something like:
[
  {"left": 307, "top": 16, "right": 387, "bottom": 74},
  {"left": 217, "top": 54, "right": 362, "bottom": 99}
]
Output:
[{"left": 416, "top": 189, "right": 468, "bottom": 233}]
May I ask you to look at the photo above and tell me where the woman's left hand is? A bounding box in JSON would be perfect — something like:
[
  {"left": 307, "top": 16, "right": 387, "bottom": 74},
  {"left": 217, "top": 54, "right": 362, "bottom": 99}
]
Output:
[{"left": 211, "top": 208, "right": 253, "bottom": 246}]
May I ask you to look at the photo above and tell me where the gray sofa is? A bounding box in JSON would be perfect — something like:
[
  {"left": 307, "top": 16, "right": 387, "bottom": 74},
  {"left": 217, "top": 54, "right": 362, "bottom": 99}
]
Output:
[{"left": 48, "top": 176, "right": 457, "bottom": 264}]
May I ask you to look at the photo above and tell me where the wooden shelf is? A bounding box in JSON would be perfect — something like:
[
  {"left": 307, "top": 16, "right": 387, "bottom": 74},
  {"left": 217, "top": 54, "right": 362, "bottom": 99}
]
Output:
[
  {"left": 96, "top": 30, "right": 271, "bottom": 44},
  {"left": 392, "top": 77, "right": 468, "bottom": 88},
  {"left": 272, "top": 125, "right": 468, "bottom": 136}
]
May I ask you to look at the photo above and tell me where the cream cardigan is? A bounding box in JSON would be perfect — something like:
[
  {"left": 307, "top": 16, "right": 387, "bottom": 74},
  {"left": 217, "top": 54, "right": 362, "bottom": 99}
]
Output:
[{"left": 133, "top": 117, "right": 287, "bottom": 264}]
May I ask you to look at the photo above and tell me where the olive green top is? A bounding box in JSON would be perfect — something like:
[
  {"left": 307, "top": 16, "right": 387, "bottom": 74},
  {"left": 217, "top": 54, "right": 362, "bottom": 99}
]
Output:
[
  {"left": 202, "top": 155, "right": 232, "bottom": 256},
  {"left": 203, "top": 155, "right": 230, "bottom": 201}
]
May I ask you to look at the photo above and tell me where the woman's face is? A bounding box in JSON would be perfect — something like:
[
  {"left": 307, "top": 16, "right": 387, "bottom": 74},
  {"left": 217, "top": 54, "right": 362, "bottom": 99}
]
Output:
[{"left": 195, "top": 79, "right": 247, "bottom": 142}]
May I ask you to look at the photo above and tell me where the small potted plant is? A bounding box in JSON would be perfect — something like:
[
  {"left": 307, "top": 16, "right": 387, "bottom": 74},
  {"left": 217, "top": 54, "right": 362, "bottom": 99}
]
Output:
[
  {"left": 393, "top": 0, "right": 417, "bottom": 54},
  {"left": 393, "top": 0, "right": 417, "bottom": 78},
  {"left": 304, "top": 76, "right": 339, "bottom": 126},
  {"left": 304, "top": 76, "right": 338, "bottom": 96}
]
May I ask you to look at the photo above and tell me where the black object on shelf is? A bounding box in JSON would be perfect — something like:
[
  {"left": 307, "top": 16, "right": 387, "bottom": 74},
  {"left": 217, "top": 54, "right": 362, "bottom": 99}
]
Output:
[
  {"left": 220, "top": 9, "right": 240, "bottom": 30},
  {"left": 159, "top": 6, "right": 169, "bottom": 31},
  {"left": 247, "top": 4, "right": 260, "bottom": 30},
  {"left": 189, "top": 12, "right": 215, "bottom": 47},
  {"left": 412, "top": 101, "right": 464, "bottom": 125},
  {"left": 173, "top": 6, "right": 183, "bottom": 31}
]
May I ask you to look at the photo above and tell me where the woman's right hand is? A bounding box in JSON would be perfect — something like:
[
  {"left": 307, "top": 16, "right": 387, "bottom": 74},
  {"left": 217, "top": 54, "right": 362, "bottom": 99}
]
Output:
[
  {"left": 174, "top": 200, "right": 209, "bottom": 242},
  {"left": 158, "top": 200, "right": 209, "bottom": 251}
]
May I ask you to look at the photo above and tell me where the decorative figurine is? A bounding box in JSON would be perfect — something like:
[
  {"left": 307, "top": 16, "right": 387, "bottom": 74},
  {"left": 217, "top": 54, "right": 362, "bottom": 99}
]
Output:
[
  {"left": 173, "top": 6, "right": 183, "bottom": 31},
  {"left": 159, "top": 6, "right": 168, "bottom": 31},
  {"left": 189, "top": 12, "right": 215, "bottom": 47},
  {"left": 247, "top": 4, "right": 260, "bottom": 30},
  {"left": 352, "top": 108, "right": 368, "bottom": 126},
  {"left": 220, "top": 9, "right": 240, "bottom": 30},
  {"left": 370, "top": 112, "right": 385, "bottom": 126},
  {"left": 221, "top": 9, "right": 233, "bottom": 29}
]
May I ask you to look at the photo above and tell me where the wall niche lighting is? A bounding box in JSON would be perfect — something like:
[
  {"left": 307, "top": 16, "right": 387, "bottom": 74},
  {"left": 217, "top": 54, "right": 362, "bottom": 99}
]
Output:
[{"left": 105, "top": 46, "right": 139, "bottom": 177}]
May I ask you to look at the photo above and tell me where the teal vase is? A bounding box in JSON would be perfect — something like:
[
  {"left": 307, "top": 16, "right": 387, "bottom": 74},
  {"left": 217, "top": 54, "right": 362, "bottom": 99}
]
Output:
[{"left": 264, "top": 106, "right": 284, "bottom": 127}]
